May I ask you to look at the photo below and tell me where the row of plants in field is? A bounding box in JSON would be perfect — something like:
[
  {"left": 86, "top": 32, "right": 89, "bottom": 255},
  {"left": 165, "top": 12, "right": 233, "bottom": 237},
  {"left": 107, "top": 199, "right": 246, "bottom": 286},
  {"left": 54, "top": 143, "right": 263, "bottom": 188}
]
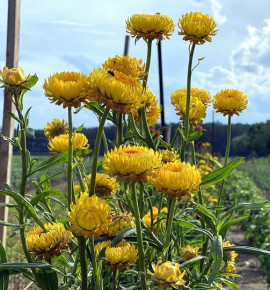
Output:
[{"left": 1, "top": 11, "right": 270, "bottom": 290}]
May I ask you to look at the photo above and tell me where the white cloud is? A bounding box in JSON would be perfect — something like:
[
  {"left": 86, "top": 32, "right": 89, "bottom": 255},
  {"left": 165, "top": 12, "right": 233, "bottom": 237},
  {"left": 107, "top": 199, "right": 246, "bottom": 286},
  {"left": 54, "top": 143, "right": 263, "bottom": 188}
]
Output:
[{"left": 209, "top": 0, "right": 227, "bottom": 25}]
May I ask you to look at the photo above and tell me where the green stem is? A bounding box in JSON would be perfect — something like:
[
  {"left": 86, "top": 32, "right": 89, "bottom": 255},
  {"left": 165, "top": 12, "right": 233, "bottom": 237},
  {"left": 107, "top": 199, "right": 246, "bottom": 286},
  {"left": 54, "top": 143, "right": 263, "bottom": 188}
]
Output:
[
  {"left": 78, "top": 237, "right": 88, "bottom": 290},
  {"left": 89, "top": 108, "right": 110, "bottom": 196},
  {"left": 163, "top": 198, "right": 176, "bottom": 261},
  {"left": 67, "top": 106, "right": 74, "bottom": 209},
  {"left": 139, "top": 182, "right": 145, "bottom": 217},
  {"left": 180, "top": 43, "right": 196, "bottom": 161},
  {"left": 117, "top": 113, "right": 123, "bottom": 146},
  {"left": 89, "top": 236, "right": 100, "bottom": 290},
  {"left": 102, "top": 130, "right": 108, "bottom": 154},
  {"left": 130, "top": 184, "right": 147, "bottom": 290}
]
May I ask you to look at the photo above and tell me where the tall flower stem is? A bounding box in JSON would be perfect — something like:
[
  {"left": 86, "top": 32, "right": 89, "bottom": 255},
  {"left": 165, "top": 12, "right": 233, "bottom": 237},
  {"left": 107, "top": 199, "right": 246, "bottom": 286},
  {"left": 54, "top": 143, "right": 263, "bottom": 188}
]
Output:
[
  {"left": 117, "top": 113, "right": 123, "bottom": 146},
  {"left": 163, "top": 197, "right": 176, "bottom": 261},
  {"left": 180, "top": 43, "right": 196, "bottom": 161},
  {"left": 78, "top": 236, "right": 88, "bottom": 290},
  {"left": 217, "top": 115, "right": 232, "bottom": 208},
  {"left": 130, "top": 183, "right": 147, "bottom": 290},
  {"left": 89, "top": 108, "right": 110, "bottom": 196},
  {"left": 67, "top": 106, "right": 74, "bottom": 210}
]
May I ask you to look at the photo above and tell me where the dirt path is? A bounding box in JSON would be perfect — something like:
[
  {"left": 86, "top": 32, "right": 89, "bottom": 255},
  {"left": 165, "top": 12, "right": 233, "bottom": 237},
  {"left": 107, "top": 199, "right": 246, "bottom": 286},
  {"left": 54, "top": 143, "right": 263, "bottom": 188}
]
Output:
[{"left": 229, "top": 225, "right": 269, "bottom": 290}]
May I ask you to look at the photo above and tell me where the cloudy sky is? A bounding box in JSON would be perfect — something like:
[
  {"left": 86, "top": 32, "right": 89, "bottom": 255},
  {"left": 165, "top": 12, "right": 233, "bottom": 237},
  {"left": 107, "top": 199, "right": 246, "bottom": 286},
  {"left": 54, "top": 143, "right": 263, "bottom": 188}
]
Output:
[{"left": 1, "top": 0, "right": 270, "bottom": 129}]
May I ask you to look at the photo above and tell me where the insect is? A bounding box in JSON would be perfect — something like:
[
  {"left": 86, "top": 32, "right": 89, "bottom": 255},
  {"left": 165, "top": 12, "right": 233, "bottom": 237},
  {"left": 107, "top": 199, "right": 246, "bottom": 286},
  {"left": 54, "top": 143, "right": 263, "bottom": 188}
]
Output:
[{"left": 107, "top": 70, "right": 115, "bottom": 76}]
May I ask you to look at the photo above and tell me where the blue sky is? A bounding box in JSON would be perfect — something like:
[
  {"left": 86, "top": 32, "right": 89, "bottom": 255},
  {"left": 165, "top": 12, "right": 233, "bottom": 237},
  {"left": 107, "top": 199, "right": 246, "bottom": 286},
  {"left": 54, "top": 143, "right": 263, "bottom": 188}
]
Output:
[{"left": 1, "top": 0, "right": 270, "bottom": 129}]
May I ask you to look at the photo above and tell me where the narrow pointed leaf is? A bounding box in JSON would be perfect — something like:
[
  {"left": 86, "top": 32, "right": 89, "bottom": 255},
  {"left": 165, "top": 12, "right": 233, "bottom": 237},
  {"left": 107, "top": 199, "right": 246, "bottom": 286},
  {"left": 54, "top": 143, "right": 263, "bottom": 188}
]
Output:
[
  {"left": 0, "top": 242, "right": 9, "bottom": 290},
  {"left": 208, "top": 235, "right": 223, "bottom": 285},
  {"left": 224, "top": 246, "right": 270, "bottom": 257},
  {"left": 30, "top": 190, "right": 66, "bottom": 207}
]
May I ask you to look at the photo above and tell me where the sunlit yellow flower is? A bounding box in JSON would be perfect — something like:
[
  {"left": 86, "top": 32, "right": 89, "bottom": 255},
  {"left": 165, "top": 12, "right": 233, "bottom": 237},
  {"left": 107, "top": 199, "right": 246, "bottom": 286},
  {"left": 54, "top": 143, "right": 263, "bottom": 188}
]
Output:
[
  {"left": 147, "top": 261, "right": 186, "bottom": 289},
  {"left": 103, "top": 145, "right": 162, "bottom": 184},
  {"left": 43, "top": 72, "right": 88, "bottom": 108},
  {"left": 86, "top": 68, "right": 145, "bottom": 114},
  {"left": 102, "top": 55, "right": 146, "bottom": 79},
  {"left": 74, "top": 184, "right": 81, "bottom": 193},
  {"left": 181, "top": 245, "right": 199, "bottom": 261},
  {"left": 143, "top": 206, "right": 167, "bottom": 229},
  {"left": 107, "top": 212, "right": 135, "bottom": 236},
  {"left": 0, "top": 66, "right": 32, "bottom": 92},
  {"left": 26, "top": 222, "right": 73, "bottom": 261},
  {"left": 48, "top": 133, "right": 89, "bottom": 154},
  {"left": 68, "top": 192, "right": 111, "bottom": 239},
  {"left": 178, "top": 12, "right": 217, "bottom": 44},
  {"left": 171, "top": 88, "right": 198, "bottom": 106},
  {"left": 44, "top": 118, "right": 69, "bottom": 140},
  {"left": 126, "top": 14, "right": 175, "bottom": 42},
  {"left": 149, "top": 161, "right": 201, "bottom": 200},
  {"left": 221, "top": 261, "right": 237, "bottom": 274},
  {"left": 95, "top": 240, "right": 138, "bottom": 271},
  {"left": 213, "top": 89, "right": 248, "bottom": 116},
  {"left": 223, "top": 241, "right": 238, "bottom": 263},
  {"left": 85, "top": 173, "right": 119, "bottom": 198},
  {"left": 192, "top": 88, "right": 212, "bottom": 105},
  {"left": 160, "top": 149, "right": 180, "bottom": 163}
]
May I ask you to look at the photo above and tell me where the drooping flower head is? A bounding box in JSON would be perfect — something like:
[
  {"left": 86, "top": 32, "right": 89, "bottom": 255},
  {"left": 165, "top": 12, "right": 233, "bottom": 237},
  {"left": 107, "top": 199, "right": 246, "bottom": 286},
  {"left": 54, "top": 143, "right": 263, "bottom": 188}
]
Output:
[
  {"left": 48, "top": 133, "right": 89, "bottom": 154},
  {"left": 43, "top": 72, "right": 88, "bottom": 108},
  {"left": 102, "top": 55, "right": 146, "bottom": 80},
  {"left": 103, "top": 145, "right": 162, "bottom": 184},
  {"left": 181, "top": 245, "right": 199, "bottom": 261},
  {"left": 126, "top": 14, "right": 175, "bottom": 42},
  {"left": 85, "top": 173, "right": 119, "bottom": 198},
  {"left": 95, "top": 240, "right": 138, "bottom": 271},
  {"left": 160, "top": 149, "right": 180, "bottom": 163},
  {"left": 0, "top": 66, "right": 32, "bottom": 93},
  {"left": 44, "top": 118, "right": 69, "bottom": 140},
  {"left": 67, "top": 192, "right": 111, "bottom": 239},
  {"left": 213, "top": 89, "right": 248, "bottom": 116},
  {"left": 147, "top": 261, "right": 186, "bottom": 289},
  {"left": 143, "top": 206, "right": 167, "bottom": 229},
  {"left": 86, "top": 68, "right": 145, "bottom": 114},
  {"left": 107, "top": 212, "right": 135, "bottom": 236},
  {"left": 178, "top": 12, "right": 217, "bottom": 44},
  {"left": 149, "top": 161, "right": 201, "bottom": 200},
  {"left": 26, "top": 222, "right": 73, "bottom": 261}
]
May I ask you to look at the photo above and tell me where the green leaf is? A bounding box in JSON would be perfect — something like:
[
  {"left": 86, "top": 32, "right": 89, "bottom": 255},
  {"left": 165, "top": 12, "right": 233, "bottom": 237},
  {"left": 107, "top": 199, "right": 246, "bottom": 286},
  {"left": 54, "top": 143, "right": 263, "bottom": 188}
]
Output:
[
  {"left": 208, "top": 235, "right": 223, "bottom": 285},
  {"left": 200, "top": 157, "right": 244, "bottom": 188},
  {"left": 0, "top": 242, "right": 9, "bottom": 290},
  {"left": 73, "top": 148, "right": 92, "bottom": 157},
  {"left": 223, "top": 246, "right": 270, "bottom": 257},
  {"left": 111, "top": 228, "right": 136, "bottom": 247},
  {"left": 178, "top": 220, "right": 196, "bottom": 229},
  {"left": 0, "top": 190, "right": 45, "bottom": 231},
  {"left": 195, "top": 204, "right": 217, "bottom": 231},
  {"left": 221, "top": 278, "right": 239, "bottom": 289},
  {"left": 0, "top": 262, "right": 51, "bottom": 271},
  {"left": 29, "top": 151, "right": 68, "bottom": 176},
  {"left": 187, "top": 129, "right": 206, "bottom": 143},
  {"left": 180, "top": 256, "right": 208, "bottom": 267},
  {"left": 184, "top": 228, "right": 213, "bottom": 240},
  {"left": 218, "top": 216, "right": 249, "bottom": 237},
  {"left": 0, "top": 221, "right": 30, "bottom": 227},
  {"left": 37, "top": 269, "right": 59, "bottom": 290},
  {"left": 30, "top": 190, "right": 66, "bottom": 207}
]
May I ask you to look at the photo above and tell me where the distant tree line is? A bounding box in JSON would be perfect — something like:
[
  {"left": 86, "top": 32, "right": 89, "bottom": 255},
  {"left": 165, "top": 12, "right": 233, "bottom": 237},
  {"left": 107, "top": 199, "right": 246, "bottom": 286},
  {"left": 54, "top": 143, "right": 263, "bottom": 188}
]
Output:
[{"left": 2, "top": 120, "right": 269, "bottom": 157}]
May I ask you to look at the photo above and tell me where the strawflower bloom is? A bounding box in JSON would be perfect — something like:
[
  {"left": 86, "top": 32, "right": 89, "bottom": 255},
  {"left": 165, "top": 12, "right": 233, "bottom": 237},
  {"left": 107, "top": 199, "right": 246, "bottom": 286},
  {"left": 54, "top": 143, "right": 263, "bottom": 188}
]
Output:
[
  {"left": 102, "top": 55, "right": 146, "bottom": 79},
  {"left": 143, "top": 206, "right": 167, "bottom": 229},
  {"left": 68, "top": 192, "right": 111, "bottom": 239},
  {"left": 126, "top": 14, "right": 175, "bottom": 42},
  {"left": 44, "top": 118, "right": 69, "bottom": 140},
  {"left": 48, "top": 133, "right": 89, "bottom": 154},
  {"left": 0, "top": 66, "right": 32, "bottom": 92},
  {"left": 43, "top": 72, "right": 88, "bottom": 108},
  {"left": 178, "top": 12, "right": 217, "bottom": 44},
  {"left": 181, "top": 245, "right": 199, "bottom": 261},
  {"left": 149, "top": 161, "right": 201, "bottom": 200},
  {"left": 86, "top": 68, "right": 145, "bottom": 114},
  {"left": 221, "top": 241, "right": 238, "bottom": 274},
  {"left": 160, "top": 149, "right": 180, "bottom": 163},
  {"left": 107, "top": 212, "right": 135, "bottom": 236},
  {"left": 95, "top": 240, "right": 138, "bottom": 271},
  {"left": 85, "top": 173, "right": 119, "bottom": 198},
  {"left": 26, "top": 222, "right": 73, "bottom": 261},
  {"left": 213, "top": 89, "right": 248, "bottom": 116},
  {"left": 147, "top": 261, "right": 186, "bottom": 289},
  {"left": 103, "top": 145, "right": 162, "bottom": 184}
]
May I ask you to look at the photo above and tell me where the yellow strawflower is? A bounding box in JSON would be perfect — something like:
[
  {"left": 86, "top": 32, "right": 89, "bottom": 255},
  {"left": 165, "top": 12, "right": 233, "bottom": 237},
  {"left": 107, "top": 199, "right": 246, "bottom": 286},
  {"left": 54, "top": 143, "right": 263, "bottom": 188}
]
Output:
[
  {"left": 149, "top": 161, "right": 201, "bottom": 200},
  {"left": 43, "top": 72, "right": 88, "bottom": 108},
  {"left": 160, "top": 149, "right": 180, "bottom": 163},
  {"left": 85, "top": 173, "right": 119, "bottom": 198},
  {"left": 178, "top": 12, "right": 217, "bottom": 44},
  {"left": 86, "top": 68, "right": 145, "bottom": 114},
  {"left": 143, "top": 206, "right": 167, "bottom": 229},
  {"left": 221, "top": 241, "right": 238, "bottom": 274},
  {"left": 67, "top": 192, "right": 111, "bottom": 238},
  {"left": 147, "top": 261, "right": 186, "bottom": 289},
  {"left": 107, "top": 212, "right": 135, "bottom": 236},
  {"left": 44, "top": 118, "right": 69, "bottom": 140},
  {"left": 102, "top": 55, "right": 146, "bottom": 79},
  {"left": 95, "top": 240, "right": 138, "bottom": 271},
  {"left": 171, "top": 88, "right": 211, "bottom": 106},
  {"left": 103, "top": 145, "right": 162, "bottom": 184},
  {"left": 213, "top": 89, "right": 248, "bottom": 116},
  {"left": 48, "top": 133, "right": 89, "bottom": 154},
  {"left": 126, "top": 14, "right": 175, "bottom": 42},
  {"left": 26, "top": 222, "right": 73, "bottom": 261},
  {"left": 181, "top": 245, "right": 199, "bottom": 261}
]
